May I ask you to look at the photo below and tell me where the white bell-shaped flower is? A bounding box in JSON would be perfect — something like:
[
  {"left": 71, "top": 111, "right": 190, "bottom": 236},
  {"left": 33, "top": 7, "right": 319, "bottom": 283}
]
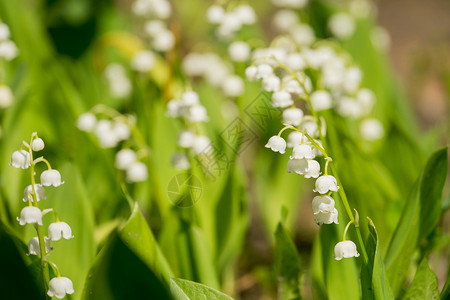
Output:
[
  {"left": 23, "top": 184, "right": 46, "bottom": 202},
  {"left": 31, "top": 138, "right": 45, "bottom": 151},
  {"left": 314, "top": 175, "right": 339, "bottom": 194},
  {"left": 171, "top": 152, "right": 191, "bottom": 170},
  {"left": 48, "top": 221, "right": 74, "bottom": 241},
  {"left": 287, "top": 131, "right": 306, "bottom": 148},
  {"left": 28, "top": 236, "right": 51, "bottom": 255},
  {"left": 287, "top": 158, "right": 308, "bottom": 174},
  {"left": 256, "top": 64, "right": 273, "bottom": 79},
  {"left": 177, "top": 130, "right": 196, "bottom": 148},
  {"left": 192, "top": 136, "right": 211, "bottom": 155},
  {"left": 312, "top": 195, "right": 335, "bottom": 214},
  {"left": 292, "top": 144, "right": 315, "bottom": 160},
  {"left": 126, "top": 162, "right": 148, "bottom": 183},
  {"left": 0, "top": 23, "right": 10, "bottom": 41},
  {"left": 181, "top": 91, "right": 199, "bottom": 106},
  {"left": 334, "top": 240, "right": 360, "bottom": 260},
  {"left": 77, "top": 113, "right": 97, "bottom": 132},
  {"left": 282, "top": 108, "right": 303, "bottom": 126},
  {"left": 272, "top": 91, "right": 293, "bottom": 108},
  {"left": 310, "top": 90, "right": 332, "bottom": 111},
  {"left": 41, "top": 169, "right": 64, "bottom": 187},
  {"left": 312, "top": 140, "right": 324, "bottom": 157},
  {"left": 262, "top": 75, "right": 281, "bottom": 92},
  {"left": 115, "top": 149, "right": 137, "bottom": 170},
  {"left": 10, "top": 150, "right": 31, "bottom": 169},
  {"left": 47, "top": 276, "right": 74, "bottom": 299},
  {"left": 315, "top": 208, "right": 339, "bottom": 225},
  {"left": 153, "top": 29, "right": 175, "bottom": 52},
  {"left": 265, "top": 136, "right": 286, "bottom": 154},
  {"left": 328, "top": 13, "right": 356, "bottom": 39},
  {"left": 17, "top": 206, "right": 43, "bottom": 226},
  {"left": 303, "top": 160, "right": 321, "bottom": 178}
]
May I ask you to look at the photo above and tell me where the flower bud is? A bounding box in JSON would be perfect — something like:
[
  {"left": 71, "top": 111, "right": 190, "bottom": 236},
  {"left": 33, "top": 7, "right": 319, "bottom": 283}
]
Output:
[{"left": 31, "top": 138, "right": 45, "bottom": 151}]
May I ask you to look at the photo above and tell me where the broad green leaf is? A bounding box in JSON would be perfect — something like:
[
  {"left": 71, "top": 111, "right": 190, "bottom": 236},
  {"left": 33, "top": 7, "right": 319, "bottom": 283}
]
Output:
[
  {"left": 83, "top": 231, "right": 172, "bottom": 300},
  {"left": 43, "top": 163, "right": 96, "bottom": 300},
  {"left": 402, "top": 259, "right": 439, "bottom": 300},
  {"left": 273, "top": 222, "right": 302, "bottom": 300},
  {"left": 170, "top": 278, "right": 233, "bottom": 300},
  {"left": 119, "top": 202, "right": 174, "bottom": 285},
  {"left": 361, "top": 218, "right": 394, "bottom": 300},
  {"left": 0, "top": 221, "right": 45, "bottom": 300},
  {"left": 385, "top": 148, "right": 448, "bottom": 295}
]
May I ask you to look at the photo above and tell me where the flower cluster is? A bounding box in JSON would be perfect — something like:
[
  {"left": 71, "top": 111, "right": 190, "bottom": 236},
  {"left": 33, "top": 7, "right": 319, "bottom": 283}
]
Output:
[
  {"left": 0, "top": 20, "right": 19, "bottom": 138},
  {"left": 77, "top": 106, "right": 148, "bottom": 183},
  {"left": 11, "top": 133, "right": 74, "bottom": 299},
  {"left": 166, "top": 90, "right": 211, "bottom": 170},
  {"left": 206, "top": 4, "right": 256, "bottom": 39},
  {"left": 251, "top": 5, "right": 369, "bottom": 260},
  {"left": 0, "top": 20, "right": 18, "bottom": 61},
  {"left": 132, "top": 0, "right": 175, "bottom": 52}
]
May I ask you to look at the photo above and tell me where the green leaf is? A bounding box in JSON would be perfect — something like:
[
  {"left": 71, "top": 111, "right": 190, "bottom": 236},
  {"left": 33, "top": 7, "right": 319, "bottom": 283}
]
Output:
[
  {"left": 361, "top": 218, "right": 394, "bottom": 300},
  {"left": 119, "top": 202, "right": 174, "bottom": 285},
  {"left": 402, "top": 259, "right": 440, "bottom": 300},
  {"left": 170, "top": 278, "right": 233, "bottom": 300},
  {"left": 82, "top": 231, "right": 172, "bottom": 300},
  {"left": 0, "top": 221, "right": 45, "bottom": 299},
  {"left": 273, "top": 222, "right": 302, "bottom": 300},
  {"left": 385, "top": 147, "right": 448, "bottom": 295}
]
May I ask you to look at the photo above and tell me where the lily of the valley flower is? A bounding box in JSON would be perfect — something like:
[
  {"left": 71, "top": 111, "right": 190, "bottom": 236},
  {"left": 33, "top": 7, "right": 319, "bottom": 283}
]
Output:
[
  {"left": 126, "top": 162, "right": 148, "bottom": 183},
  {"left": 265, "top": 136, "right": 286, "bottom": 154},
  {"left": 17, "top": 206, "right": 43, "bottom": 226},
  {"left": 31, "top": 138, "right": 45, "bottom": 151},
  {"left": 10, "top": 150, "right": 31, "bottom": 169},
  {"left": 47, "top": 277, "right": 75, "bottom": 299},
  {"left": 41, "top": 169, "right": 64, "bottom": 187},
  {"left": 48, "top": 221, "right": 74, "bottom": 241},
  {"left": 22, "top": 184, "right": 46, "bottom": 202},
  {"left": 115, "top": 149, "right": 137, "bottom": 170},
  {"left": 314, "top": 175, "right": 339, "bottom": 194},
  {"left": 291, "top": 144, "right": 315, "bottom": 160},
  {"left": 334, "top": 240, "right": 360, "bottom": 260},
  {"left": 28, "top": 236, "right": 51, "bottom": 255}
]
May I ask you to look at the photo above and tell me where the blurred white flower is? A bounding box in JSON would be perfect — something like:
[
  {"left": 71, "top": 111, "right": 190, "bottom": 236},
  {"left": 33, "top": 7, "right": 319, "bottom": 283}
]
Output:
[
  {"left": 360, "top": 118, "right": 384, "bottom": 141},
  {"left": 0, "top": 40, "right": 18, "bottom": 60},
  {"left": 153, "top": 29, "right": 175, "bottom": 52},
  {"left": 181, "top": 91, "right": 199, "bottom": 106},
  {"left": 228, "top": 41, "right": 251, "bottom": 62},
  {"left": 187, "top": 105, "right": 208, "bottom": 123},
  {"left": 245, "top": 66, "right": 258, "bottom": 81},
  {"left": 272, "top": 10, "right": 299, "bottom": 31},
  {"left": 0, "top": 23, "right": 10, "bottom": 41},
  {"left": 328, "top": 13, "right": 356, "bottom": 39},
  {"left": 206, "top": 5, "right": 225, "bottom": 24},
  {"left": 334, "top": 240, "right": 360, "bottom": 260},
  {"left": 192, "top": 136, "right": 211, "bottom": 155},
  {"left": 77, "top": 113, "right": 97, "bottom": 132},
  {"left": 272, "top": 0, "right": 308, "bottom": 9},
  {"left": 287, "top": 131, "right": 305, "bottom": 148},
  {"left": 287, "top": 158, "right": 308, "bottom": 174},
  {"left": 234, "top": 5, "right": 256, "bottom": 25},
  {"left": 126, "top": 162, "right": 148, "bottom": 182},
  {"left": 131, "top": 50, "right": 155, "bottom": 72},
  {"left": 222, "top": 75, "right": 244, "bottom": 97},
  {"left": 272, "top": 91, "right": 293, "bottom": 108},
  {"left": 115, "top": 149, "right": 137, "bottom": 170},
  {"left": 0, "top": 85, "right": 13, "bottom": 108},
  {"left": 171, "top": 152, "right": 191, "bottom": 170},
  {"left": 177, "top": 130, "right": 196, "bottom": 148},
  {"left": 310, "top": 90, "right": 332, "bottom": 111},
  {"left": 371, "top": 26, "right": 391, "bottom": 51}
]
